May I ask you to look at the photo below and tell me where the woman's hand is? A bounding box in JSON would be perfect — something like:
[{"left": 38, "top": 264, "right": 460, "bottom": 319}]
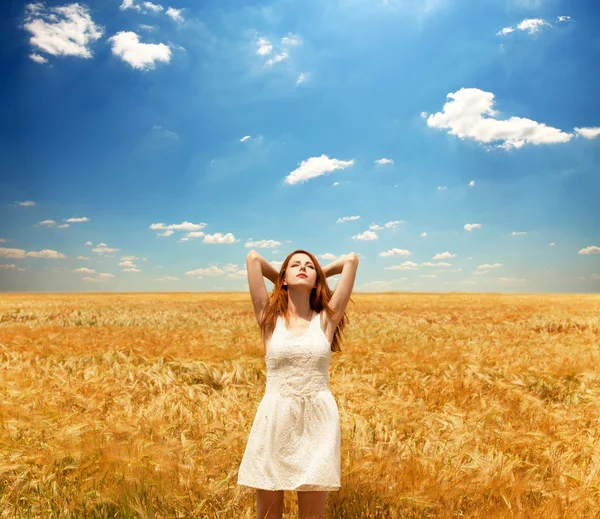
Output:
[{"left": 248, "top": 251, "right": 279, "bottom": 285}]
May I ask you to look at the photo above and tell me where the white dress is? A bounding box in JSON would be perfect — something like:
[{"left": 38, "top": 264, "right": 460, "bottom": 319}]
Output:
[{"left": 237, "top": 310, "right": 341, "bottom": 491}]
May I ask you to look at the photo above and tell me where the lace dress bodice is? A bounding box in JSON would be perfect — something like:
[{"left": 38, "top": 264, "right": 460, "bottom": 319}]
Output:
[{"left": 265, "top": 311, "right": 332, "bottom": 398}]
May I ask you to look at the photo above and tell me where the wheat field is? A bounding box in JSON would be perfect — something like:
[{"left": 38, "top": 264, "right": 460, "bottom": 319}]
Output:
[{"left": 1, "top": 292, "right": 599, "bottom": 518}]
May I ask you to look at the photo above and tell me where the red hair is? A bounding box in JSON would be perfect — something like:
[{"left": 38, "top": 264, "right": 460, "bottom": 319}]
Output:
[{"left": 259, "top": 249, "right": 352, "bottom": 353}]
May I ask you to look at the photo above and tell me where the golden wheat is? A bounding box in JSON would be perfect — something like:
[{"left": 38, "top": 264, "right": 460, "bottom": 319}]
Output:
[{"left": 0, "top": 292, "right": 599, "bottom": 518}]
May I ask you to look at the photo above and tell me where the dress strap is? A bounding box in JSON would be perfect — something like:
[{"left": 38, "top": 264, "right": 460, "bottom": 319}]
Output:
[{"left": 307, "top": 310, "right": 318, "bottom": 332}]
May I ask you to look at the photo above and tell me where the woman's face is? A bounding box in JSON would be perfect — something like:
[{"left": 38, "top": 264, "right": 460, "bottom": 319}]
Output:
[{"left": 284, "top": 254, "right": 317, "bottom": 290}]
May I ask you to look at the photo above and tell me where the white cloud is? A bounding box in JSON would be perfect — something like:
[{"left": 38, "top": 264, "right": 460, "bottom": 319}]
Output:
[
  {"left": 379, "top": 248, "right": 412, "bottom": 257},
  {"left": 257, "top": 33, "right": 302, "bottom": 68},
  {"left": 385, "top": 220, "right": 404, "bottom": 228},
  {"left": 82, "top": 277, "right": 105, "bottom": 283},
  {"left": 120, "top": 0, "right": 141, "bottom": 11},
  {"left": 353, "top": 231, "right": 378, "bottom": 240},
  {"left": 26, "top": 249, "right": 67, "bottom": 259},
  {"left": 244, "top": 239, "right": 282, "bottom": 248},
  {"left": 22, "top": 3, "right": 104, "bottom": 60},
  {"left": 477, "top": 263, "right": 502, "bottom": 269},
  {"left": 186, "top": 265, "right": 226, "bottom": 277},
  {"left": 285, "top": 154, "right": 355, "bottom": 185},
  {"left": 108, "top": 32, "right": 171, "bottom": 71},
  {"left": 36, "top": 220, "right": 56, "bottom": 226},
  {"left": 186, "top": 262, "right": 263, "bottom": 281},
  {"left": 579, "top": 246, "right": 600, "bottom": 255},
  {"left": 30, "top": 53, "right": 48, "bottom": 63},
  {"left": 468, "top": 180, "right": 475, "bottom": 186},
  {"left": 420, "top": 232, "right": 427, "bottom": 237},
  {"left": 281, "top": 34, "right": 302, "bottom": 45},
  {"left": 384, "top": 261, "right": 419, "bottom": 271},
  {"left": 220, "top": 263, "right": 243, "bottom": 273},
  {"left": 499, "top": 16, "right": 573, "bottom": 36},
  {"left": 166, "top": 7, "right": 184, "bottom": 22},
  {"left": 143, "top": 2, "right": 163, "bottom": 12},
  {"left": 0, "top": 248, "right": 26, "bottom": 258},
  {"left": 226, "top": 270, "right": 247, "bottom": 280},
  {"left": 92, "top": 243, "right": 119, "bottom": 254},
  {"left": 202, "top": 232, "right": 237, "bottom": 244},
  {"left": 240, "top": 135, "right": 251, "bottom": 142},
  {"left": 297, "top": 72, "right": 308, "bottom": 85},
  {"left": 517, "top": 18, "right": 551, "bottom": 34},
  {"left": 265, "top": 50, "right": 288, "bottom": 67},
  {"left": 464, "top": 223, "right": 482, "bottom": 232},
  {"left": 496, "top": 26, "right": 515, "bottom": 36},
  {"left": 433, "top": 251, "right": 456, "bottom": 260},
  {"left": 256, "top": 37, "right": 272, "bottom": 55},
  {"left": 336, "top": 216, "right": 360, "bottom": 223},
  {"left": 549, "top": 242, "right": 555, "bottom": 246},
  {"left": 74, "top": 267, "right": 95, "bottom": 274},
  {"left": 65, "top": 217, "right": 90, "bottom": 223},
  {"left": 437, "top": 185, "right": 447, "bottom": 191},
  {"left": 574, "top": 127, "right": 600, "bottom": 139},
  {"left": 150, "top": 221, "right": 207, "bottom": 233},
  {"left": 0, "top": 264, "right": 25, "bottom": 271},
  {"left": 425, "top": 87, "right": 573, "bottom": 150},
  {"left": 511, "top": 231, "right": 527, "bottom": 235},
  {"left": 185, "top": 231, "right": 205, "bottom": 239},
  {"left": 498, "top": 18, "right": 552, "bottom": 36},
  {"left": 374, "top": 158, "right": 394, "bottom": 165},
  {"left": 15, "top": 200, "right": 36, "bottom": 206}
]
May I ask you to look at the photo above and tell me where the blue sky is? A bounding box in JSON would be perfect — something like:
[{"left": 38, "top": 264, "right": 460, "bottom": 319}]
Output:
[{"left": 1, "top": 0, "right": 599, "bottom": 293}]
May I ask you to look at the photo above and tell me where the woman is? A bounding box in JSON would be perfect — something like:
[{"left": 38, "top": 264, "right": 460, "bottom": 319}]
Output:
[{"left": 237, "top": 248, "right": 359, "bottom": 519}]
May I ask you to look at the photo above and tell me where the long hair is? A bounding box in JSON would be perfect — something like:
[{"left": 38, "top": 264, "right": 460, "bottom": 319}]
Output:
[{"left": 259, "top": 249, "right": 352, "bottom": 353}]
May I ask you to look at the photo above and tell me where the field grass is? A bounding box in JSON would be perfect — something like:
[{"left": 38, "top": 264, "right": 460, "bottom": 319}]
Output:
[{"left": 1, "top": 292, "right": 599, "bottom": 518}]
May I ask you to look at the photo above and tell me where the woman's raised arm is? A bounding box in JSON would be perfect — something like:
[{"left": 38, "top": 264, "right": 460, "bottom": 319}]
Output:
[{"left": 248, "top": 250, "right": 279, "bottom": 285}]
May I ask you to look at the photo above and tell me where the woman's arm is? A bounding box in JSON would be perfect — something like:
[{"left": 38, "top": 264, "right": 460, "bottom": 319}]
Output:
[
  {"left": 322, "top": 253, "right": 356, "bottom": 278},
  {"left": 251, "top": 251, "right": 279, "bottom": 285}
]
